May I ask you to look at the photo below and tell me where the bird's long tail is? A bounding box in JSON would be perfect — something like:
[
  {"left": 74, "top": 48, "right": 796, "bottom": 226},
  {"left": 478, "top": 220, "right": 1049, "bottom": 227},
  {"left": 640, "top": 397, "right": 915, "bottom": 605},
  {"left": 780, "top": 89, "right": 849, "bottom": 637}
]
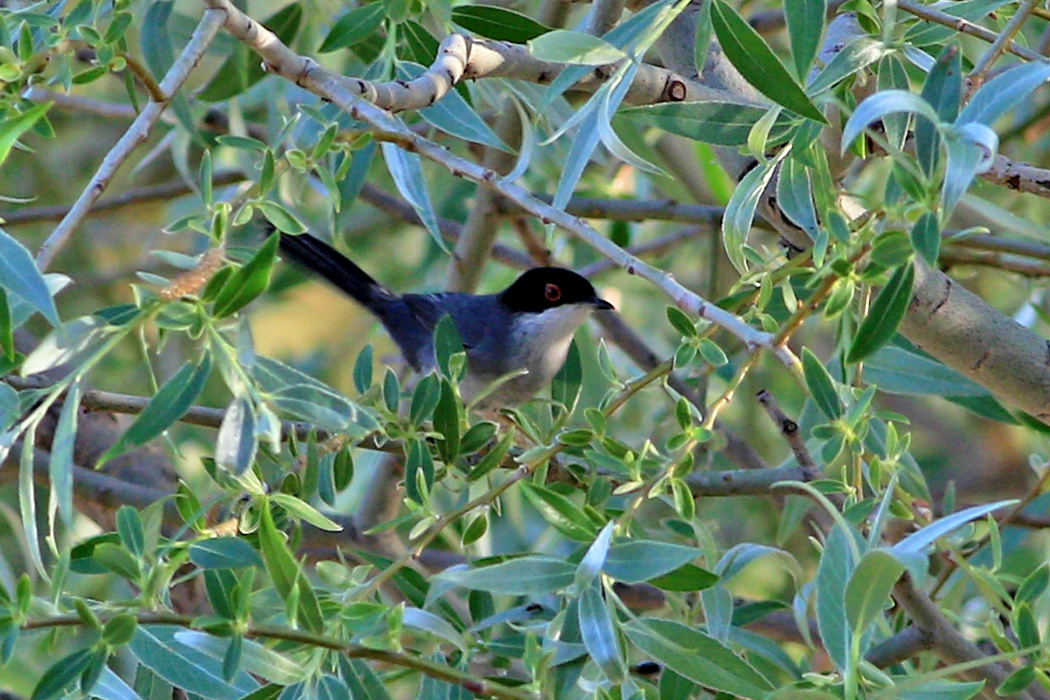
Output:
[{"left": 278, "top": 233, "right": 389, "bottom": 308}]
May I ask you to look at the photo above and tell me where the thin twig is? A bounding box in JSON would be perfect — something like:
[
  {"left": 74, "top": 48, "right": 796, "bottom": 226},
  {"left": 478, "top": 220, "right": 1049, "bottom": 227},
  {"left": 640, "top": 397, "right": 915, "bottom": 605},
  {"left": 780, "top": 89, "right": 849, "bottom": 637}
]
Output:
[
  {"left": 23, "top": 613, "right": 539, "bottom": 700},
  {"left": 966, "top": 0, "right": 1042, "bottom": 98},
  {"left": 756, "top": 389, "right": 817, "bottom": 478},
  {"left": 898, "top": 0, "right": 1044, "bottom": 63},
  {"left": 199, "top": 0, "right": 792, "bottom": 365},
  {"left": 1, "top": 171, "right": 247, "bottom": 226},
  {"left": 35, "top": 10, "right": 227, "bottom": 271}
]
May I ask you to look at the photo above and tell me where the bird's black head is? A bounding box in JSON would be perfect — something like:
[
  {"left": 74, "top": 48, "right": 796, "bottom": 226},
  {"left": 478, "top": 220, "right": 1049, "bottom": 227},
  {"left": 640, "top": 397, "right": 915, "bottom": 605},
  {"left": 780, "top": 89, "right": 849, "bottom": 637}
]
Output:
[{"left": 499, "top": 267, "right": 614, "bottom": 313}]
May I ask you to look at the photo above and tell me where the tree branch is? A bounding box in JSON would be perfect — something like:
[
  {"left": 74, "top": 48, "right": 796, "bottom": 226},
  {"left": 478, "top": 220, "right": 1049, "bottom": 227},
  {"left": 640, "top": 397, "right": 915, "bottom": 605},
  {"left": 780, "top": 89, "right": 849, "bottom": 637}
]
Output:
[{"left": 34, "top": 10, "right": 226, "bottom": 271}]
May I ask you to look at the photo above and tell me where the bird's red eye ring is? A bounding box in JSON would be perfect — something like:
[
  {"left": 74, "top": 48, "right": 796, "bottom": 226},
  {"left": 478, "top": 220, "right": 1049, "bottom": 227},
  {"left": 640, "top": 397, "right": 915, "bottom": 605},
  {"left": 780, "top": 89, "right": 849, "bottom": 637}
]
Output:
[{"left": 544, "top": 283, "right": 562, "bottom": 302}]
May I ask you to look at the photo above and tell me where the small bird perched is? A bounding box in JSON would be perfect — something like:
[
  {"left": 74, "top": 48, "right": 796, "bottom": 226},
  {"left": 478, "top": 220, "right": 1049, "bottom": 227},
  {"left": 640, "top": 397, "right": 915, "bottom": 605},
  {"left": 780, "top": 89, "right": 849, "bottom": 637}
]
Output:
[{"left": 278, "top": 233, "right": 614, "bottom": 409}]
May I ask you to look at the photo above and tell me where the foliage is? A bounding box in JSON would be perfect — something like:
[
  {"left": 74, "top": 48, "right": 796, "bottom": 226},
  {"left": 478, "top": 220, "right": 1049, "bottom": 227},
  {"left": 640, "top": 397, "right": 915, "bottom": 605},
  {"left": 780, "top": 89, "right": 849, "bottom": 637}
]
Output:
[{"left": 0, "top": 0, "right": 1048, "bottom": 699}]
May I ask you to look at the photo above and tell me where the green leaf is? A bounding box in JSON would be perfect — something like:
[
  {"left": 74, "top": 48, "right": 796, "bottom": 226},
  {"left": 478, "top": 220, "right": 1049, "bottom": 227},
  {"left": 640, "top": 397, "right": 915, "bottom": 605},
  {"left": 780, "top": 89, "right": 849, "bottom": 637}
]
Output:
[
  {"left": 648, "top": 563, "right": 719, "bottom": 592},
  {"left": 1016, "top": 563, "right": 1049, "bottom": 603},
  {"left": 624, "top": 619, "right": 774, "bottom": 699},
  {"left": 603, "top": 541, "right": 704, "bottom": 584},
  {"left": 847, "top": 263, "right": 914, "bottom": 363},
  {"left": 140, "top": 1, "right": 175, "bottom": 78},
  {"left": 400, "top": 62, "right": 511, "bottom": 152},
  {"left": 578, "top": 585, "right": 624, "bottom": 682},
  {"left": 215, "top": 397, "right": 257, "bottom": 476},
  {"left": 785, "top": 0, "right": 825, "bottom": 78},
  {"left": 621, "top": 101, "right": 790, "bottom": 147},
  {"left": 409, "top": 373, "right": 440, "bottom": 426},
  {"left": 253, "top": 356, "right": 376, "bottom": 434},
  {"left": 863, "top": 346, "right": 988, "bottom": 398},
  {"left": 100, "top": 353, "right": 212, "bottom": 465},
  {"left": 521, "top": 482, "right": 597, "bottom": 541},
  {"left": 381, "top": 143, "right": 446, "bottom": 253},
  {"left": 550, "top": 340, "right": 582, "bottom": 411},
  {"left": 319, "top": 3, "right": 385, "bottom": 52},
  {"left": 958, "top": 61, "right": 1050, "bottom": 127},
  {"left": 802, "top": 348, "right": 841, "bottom": 419},
  {"left": 710, "top": 1, "right": 825, "bottom": 123},
  {"left": 270, "top": 492, "right": 342, "bottom": 531},
  {"left": 452, "top": 5, "right": 550, "bottom": 43},
  {"left": 844, "top": 549, "right": 904, "bottom": 636},
  {"left": 117, "top": 505, "right": 145, "bottom": 557},
  {"left": 31, "top": 648, "right": 93, "bottom": 700},
  {"left": 816, "top": 524, "right": 856, "bottom": 671},
  {"left": 128, "top": 626, "right": 257, "bottom": 698},
  {"left": 213, "top": 233, "right": 279, "bottom": 318},
  {"left": 189, "top": 537, "right": 263, "bottom": 569},
  {"left": 434, "top": 556, "right": 575, "bottom": 594},
  {"left": 353, "top": 344, "right": 374, "bottom": 394},
  {"left": 0, "top": 103, "right": 51, "bottom": 170},
  {"left": 997, "top": 666, "right": 1036, "bottom": 697},
  {"left": 892, "top": 500, "right": 1016, "bottom": 558},
  {"left": 0, "top": 226, "right": 60, "bottom": 326},
  {"left": 917, "top": 44, "right": 961, "bottom": 177},
  {"left": 173, "top": 631, "right": 305, "bottom": 685},
  {"left": 434, "top": 379, "right": 460, "bottom": 463},
  {"left": 50, "top": 378, "right": 80, "bottom": 525},
  {"left": 911, "top": 211, "right": 940, "bottom": 265},
  {"left": 102, "top": 614, "right": 138, "bottom": 646},
  {"left": 258, "top": 500, "right": 324, "bottom": 632},
  {"left": 528, "top": 31, "right": 626, "bottom": 65}
]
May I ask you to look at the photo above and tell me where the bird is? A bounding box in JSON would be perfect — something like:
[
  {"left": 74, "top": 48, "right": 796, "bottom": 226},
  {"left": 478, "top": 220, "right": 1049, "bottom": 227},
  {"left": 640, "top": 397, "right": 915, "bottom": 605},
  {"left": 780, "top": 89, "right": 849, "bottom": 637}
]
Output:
[{"left": 278, "top": 232, "right": 614, "bottom": 410}]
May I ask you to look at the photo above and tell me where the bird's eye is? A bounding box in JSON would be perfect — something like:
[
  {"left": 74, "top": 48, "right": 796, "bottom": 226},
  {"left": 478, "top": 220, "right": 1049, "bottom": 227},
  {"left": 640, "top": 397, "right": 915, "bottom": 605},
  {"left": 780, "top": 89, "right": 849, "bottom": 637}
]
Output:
[{"left": 544, "top": 283, "right": 561, "bottom": 302}]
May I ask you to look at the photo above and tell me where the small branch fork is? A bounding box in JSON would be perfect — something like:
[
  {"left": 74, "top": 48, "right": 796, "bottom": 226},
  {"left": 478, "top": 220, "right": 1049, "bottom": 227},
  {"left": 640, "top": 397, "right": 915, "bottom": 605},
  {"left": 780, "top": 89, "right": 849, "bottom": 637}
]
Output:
[
  {"left": 199, "top": 0, "right": 795, "bottom": 367},
  {"left": 34, "top": 10, "right": 227, "bottom": 271}
]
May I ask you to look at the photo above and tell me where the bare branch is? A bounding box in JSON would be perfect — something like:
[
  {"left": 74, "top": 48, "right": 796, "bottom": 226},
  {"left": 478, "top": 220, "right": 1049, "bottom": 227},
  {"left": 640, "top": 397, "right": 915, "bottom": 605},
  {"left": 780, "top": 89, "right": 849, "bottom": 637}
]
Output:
[
  {"left": 201, "top": 0, "right": 793, "bottom": 364},
  {"left": 1, "top": 171, "right": 247, "bottom": 226},
  {"left": 898, "top": 0, "right": 1044, "bottom": 63},
  {"left": 35, "top": 10, "right": 227, "bottom": 271}
]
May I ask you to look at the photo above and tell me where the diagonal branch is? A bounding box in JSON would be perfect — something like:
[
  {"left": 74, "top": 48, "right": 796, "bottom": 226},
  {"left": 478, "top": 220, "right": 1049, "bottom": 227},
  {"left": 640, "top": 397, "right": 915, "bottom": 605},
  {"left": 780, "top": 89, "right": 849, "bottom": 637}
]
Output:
[
  {"left": 200, "top": 0, "right": 792, "bottom": 365},
  {"left": 35, "top": 10, "right": 227, "bottom": 271}
]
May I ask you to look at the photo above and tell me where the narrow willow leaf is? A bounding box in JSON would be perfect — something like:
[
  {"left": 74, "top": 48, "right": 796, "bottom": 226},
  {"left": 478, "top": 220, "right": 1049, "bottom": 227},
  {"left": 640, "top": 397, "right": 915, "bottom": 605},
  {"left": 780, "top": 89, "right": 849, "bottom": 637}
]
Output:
[
  {"left": 816, "top": 524, "right": 856, "bottom": 671},
  {"left": 785, "top": 0, "right": 826, "bottom": 78},
  {"left": 578, "top": 585, "right": 624, "bottom": 682},
  {"left": 621, "top": 101, "right": 790, "bottom": 146},
  {"left": 528, "top": 31, "right": 626, "bottom": 64},
  {"left": 958, "top": 61, "right": 1050, "bottom": 126},
  {"left": 521, "top": 482, "right": 597, "bottom": 541},
  {"left": 603, "top": 541, "right": 704, "bottom": 583},
  {"left": 128, "top": 626, "right": 257, "bottom": 699},
  {"left": 50, "top": 379, "right": 80, "bottom": 526},
  {"left": 917, "top": 44, "right": 961, "bottom": 177},
  {"left": 319, "top": 3, "right": 385, "bottom": 52},
  {"left": 173, "top": 631, "right": 305, "bottom": 685},
  {"left": 841, "top": 90, "right": 940, "bottom": 157},
  {"left": 710, "top": 1, "right": 826, "bottom": 123},
  {"left": 844, "top": 549, "right": 904, "bottom": 636},
  {"left": 892, "top": 500, "right": 1016, "bottom": 558},
  {"left": 381, "top": 143, "right": 446, "bottom": 252},
  {"left": 846, "top": 263, "right": 914, "bottom": 363},
  {"left": 911, "top": 211, "right": 940, "bottom": 265},
  {"left": 258, "top": 501, "right": 324, "bottom": 632},
  {"left": 0, "top": 226, "right": 60, "bottom": 326},
  {"left": 434, "top": 556, "right": 575, "bottom": 594},
  {"left": 189, "top": 537, "right": 263, "bottom": 569},
  {"left": 213, "top": 233, "right": 279, "bottom": 318},
  {"left": 0, "top": 103, "right": 51, "bottom": 169},
  {"left": 624, "top": 619, "right": 774, "bottom": 699},
  {"left": 452, "top": 5, "right": 550, "bottom": 43},
  {"left": 100, "top": 353, "right": 212, "bottom": 465},
  {"left": 215, "top": 397, "right": 257, "bottom": 476}
]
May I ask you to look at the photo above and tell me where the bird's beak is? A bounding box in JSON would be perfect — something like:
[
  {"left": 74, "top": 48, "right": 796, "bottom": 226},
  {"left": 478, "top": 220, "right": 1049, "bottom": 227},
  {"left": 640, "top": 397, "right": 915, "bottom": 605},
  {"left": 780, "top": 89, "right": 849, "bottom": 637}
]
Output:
[{"left": 588, "top": 296, "right": 615, "bottom": 311}]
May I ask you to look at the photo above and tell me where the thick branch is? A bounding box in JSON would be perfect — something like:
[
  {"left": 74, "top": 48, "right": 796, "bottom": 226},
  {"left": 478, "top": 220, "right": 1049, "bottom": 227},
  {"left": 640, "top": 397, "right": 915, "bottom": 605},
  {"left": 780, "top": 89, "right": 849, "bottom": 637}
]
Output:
[{"left": 900, "top": 260, "right": 1050, "bottom": 423}]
